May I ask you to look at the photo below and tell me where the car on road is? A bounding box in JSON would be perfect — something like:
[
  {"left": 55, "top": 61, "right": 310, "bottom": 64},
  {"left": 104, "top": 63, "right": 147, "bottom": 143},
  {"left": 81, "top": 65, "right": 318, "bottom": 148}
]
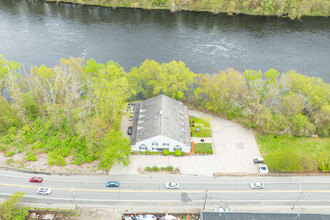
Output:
[
  {"left": 250, "top": 182, "right": 264, "bottom": 189},
  {"left": 29, "top": 177, "right": 43, "bottom": 183},
  {"left": 215, "top": 207, "right": 230, "bottom": 212},
  {"left": 259, "top": 165, "right": 269, "bottom": 174},
  {"left": 127, "top": 126, "right": 133, "bottom": 135},
  {"left": 37, "top": 187, "right": 51, "bottom": 195},
  {"left": 129, "top": 115, "right": 133, "bottom": 121},
  {"left": 165, "top": 182, "right": 179, "bottom": 189},
  {"left": 106, "top": 181, "right": 120, "bottom": 187},
  {"left": 253, "top": 157, "right": 264, "bottom": 163}
]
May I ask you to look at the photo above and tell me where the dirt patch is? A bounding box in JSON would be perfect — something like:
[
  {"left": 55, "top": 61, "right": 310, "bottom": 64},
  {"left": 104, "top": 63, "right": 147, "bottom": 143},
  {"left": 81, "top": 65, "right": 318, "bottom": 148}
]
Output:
[{"left": 0, "top": 152, "right": 100, "bottom": 173}]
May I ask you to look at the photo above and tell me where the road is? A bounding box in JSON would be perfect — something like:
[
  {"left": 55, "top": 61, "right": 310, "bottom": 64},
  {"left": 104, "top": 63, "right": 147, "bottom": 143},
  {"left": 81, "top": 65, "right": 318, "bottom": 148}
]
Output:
[{"left": 0, "top": 170, "right": 330, "bottom": 208}]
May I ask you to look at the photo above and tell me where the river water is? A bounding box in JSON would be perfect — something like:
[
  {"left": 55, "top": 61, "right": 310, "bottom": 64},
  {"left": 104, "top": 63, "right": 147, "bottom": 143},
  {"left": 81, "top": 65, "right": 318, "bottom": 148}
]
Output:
[{"left": 0, "top": 0, "right": 329, "bottom": 82}]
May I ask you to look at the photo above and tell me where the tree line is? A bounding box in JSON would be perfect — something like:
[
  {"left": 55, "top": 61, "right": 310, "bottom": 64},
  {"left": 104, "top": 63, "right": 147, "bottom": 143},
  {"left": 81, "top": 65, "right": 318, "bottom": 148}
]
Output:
[
  {"left": 0, "top": 55, "right": 329, "bottom": 169},
  {"left": 46, "top": 0, "right": 330, "bottom": 19}
]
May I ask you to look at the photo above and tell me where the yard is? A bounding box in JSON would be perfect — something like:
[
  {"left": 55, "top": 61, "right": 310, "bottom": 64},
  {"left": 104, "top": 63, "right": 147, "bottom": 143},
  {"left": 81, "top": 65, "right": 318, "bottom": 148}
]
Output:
[
  {"left": 190, "top": 116, "right": 211, "bottom": 137},
  {"left": 257, "top": 134, "right": 330, "bottom": 172},
  {"left": 194, "top": 143, "right": 213, "bottom": 154}
]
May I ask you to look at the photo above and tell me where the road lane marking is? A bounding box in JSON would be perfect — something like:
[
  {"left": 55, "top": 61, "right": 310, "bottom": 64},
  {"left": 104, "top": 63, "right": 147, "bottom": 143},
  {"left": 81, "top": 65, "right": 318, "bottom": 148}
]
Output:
[{"left": 1, "top": 182, "right": 330, "bottom": 193}]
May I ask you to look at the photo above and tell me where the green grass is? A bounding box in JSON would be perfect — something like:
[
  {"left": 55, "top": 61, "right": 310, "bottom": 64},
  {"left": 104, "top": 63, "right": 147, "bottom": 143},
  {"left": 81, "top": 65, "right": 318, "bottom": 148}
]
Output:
[
  {"left": 257, "top": 134, "right": 330, "bottom": 172},
  {"left": 190, "top": 117, "right": 211, "bottom": 137},
  {"left": 194, "top": 143, "right": 213, "bottom": 154}
]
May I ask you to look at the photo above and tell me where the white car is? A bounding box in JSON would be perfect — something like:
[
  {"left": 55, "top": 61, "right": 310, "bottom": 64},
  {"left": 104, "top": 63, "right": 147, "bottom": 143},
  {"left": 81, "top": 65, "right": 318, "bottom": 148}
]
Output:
[
  {"left": 37, "top": 187, "right": 52, "bottom": 195},
  {"left": 215, "top": 207, "right": 230, "bottom": 212},
  {"left": 165, "top": 182, "right": 179, "bottom": 189},
  {"left": 259, "top": 165, "right": 269, "bottom": 174},
  {"left": 250, "top": 182, "right": 264, "bottom": 189}
]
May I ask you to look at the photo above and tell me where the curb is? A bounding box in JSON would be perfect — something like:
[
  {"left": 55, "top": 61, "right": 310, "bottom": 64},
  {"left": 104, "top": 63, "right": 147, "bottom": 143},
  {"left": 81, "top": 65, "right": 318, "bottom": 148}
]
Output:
[{"left": 0, "top": 166, "right": 104, "bottom": 176}]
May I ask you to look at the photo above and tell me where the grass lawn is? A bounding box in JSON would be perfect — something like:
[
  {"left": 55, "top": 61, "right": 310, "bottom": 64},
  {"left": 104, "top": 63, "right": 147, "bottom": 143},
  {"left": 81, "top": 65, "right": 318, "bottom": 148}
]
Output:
[
  {"left": 190, "top": 116, "right": 211, "bottom": 137},
  {"left": 257, "top": 133, "right": 330, "bottom": 172},
  {"left": 194, "top": 143, "right": 213, "bottom": 154}
]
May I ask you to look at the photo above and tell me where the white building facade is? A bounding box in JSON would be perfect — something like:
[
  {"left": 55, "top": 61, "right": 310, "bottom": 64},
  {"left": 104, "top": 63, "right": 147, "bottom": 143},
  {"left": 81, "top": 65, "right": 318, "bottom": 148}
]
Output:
[{"left": 130, "top": 95, "right": 191, "bottom": 153}]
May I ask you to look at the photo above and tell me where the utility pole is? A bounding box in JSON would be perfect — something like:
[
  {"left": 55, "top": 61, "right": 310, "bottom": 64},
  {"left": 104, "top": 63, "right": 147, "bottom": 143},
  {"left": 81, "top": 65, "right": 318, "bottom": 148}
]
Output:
[
  {"left": 71, "top": 186, "right": 78, "bottom": 210},
  {"left": 292, "top": 189, "right": 304, "bottom": 210},
  {"left": 203, "top": 189, "right": 209, "bottom": 210}
]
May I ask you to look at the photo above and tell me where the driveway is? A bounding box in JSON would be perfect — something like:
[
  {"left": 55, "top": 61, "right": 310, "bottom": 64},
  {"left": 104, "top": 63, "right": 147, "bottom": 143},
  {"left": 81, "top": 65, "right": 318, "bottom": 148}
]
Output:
[{"left": 111, "top": 110, "right": 261, "bottom": 176}]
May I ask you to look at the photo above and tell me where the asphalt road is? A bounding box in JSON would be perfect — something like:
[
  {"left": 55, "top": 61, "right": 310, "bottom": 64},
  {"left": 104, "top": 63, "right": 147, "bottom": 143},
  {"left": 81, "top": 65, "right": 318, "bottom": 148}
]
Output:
[{"left": 0, "top": 170, "right": 330, "bottom": 207}]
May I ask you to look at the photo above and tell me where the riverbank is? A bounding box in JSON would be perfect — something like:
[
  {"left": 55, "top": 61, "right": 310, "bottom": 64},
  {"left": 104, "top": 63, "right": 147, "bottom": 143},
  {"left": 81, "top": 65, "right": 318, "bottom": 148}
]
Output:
[{"left": 44, "top": 0, "right": 330, "bottom": 19}]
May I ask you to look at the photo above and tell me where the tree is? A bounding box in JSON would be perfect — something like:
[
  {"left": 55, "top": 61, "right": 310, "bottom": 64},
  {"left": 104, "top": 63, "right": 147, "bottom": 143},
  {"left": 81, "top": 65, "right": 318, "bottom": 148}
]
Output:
[
  {"left": 93, "top": 61, "right": 130, "bottom": 127},
  {"left": 0, "top": 192, "right": 26, "bottom": 220},
  {"left": 0, "top": 55, "right": 21, "bottom": 97},
  {"left": 99, "top": 129, "right": 131, "bottom": 171}
]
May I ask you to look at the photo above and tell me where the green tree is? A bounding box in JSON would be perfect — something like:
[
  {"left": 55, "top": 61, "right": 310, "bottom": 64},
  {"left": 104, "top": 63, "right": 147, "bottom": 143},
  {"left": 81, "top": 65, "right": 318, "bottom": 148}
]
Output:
[
  {"left": 99, "top": 129, "right": 131, "bottom": 171},
  {"left": 0, "top": 55, "right": 21, "bottom": 97},
  {"left": 0, "top": 191, "right": 27, "bottom": 220}
]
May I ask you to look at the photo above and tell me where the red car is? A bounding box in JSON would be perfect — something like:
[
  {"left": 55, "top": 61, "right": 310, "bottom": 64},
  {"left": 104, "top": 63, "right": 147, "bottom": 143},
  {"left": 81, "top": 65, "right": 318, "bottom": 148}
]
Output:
[{"left": 29, "top": 177, "right": 43, "bottom": 183}]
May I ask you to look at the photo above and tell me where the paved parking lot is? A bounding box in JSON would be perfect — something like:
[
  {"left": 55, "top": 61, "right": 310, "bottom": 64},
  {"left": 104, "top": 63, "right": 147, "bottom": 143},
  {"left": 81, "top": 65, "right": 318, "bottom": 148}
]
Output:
[{"left": 114, "top": 110, "right": 262, "bottom": 176}]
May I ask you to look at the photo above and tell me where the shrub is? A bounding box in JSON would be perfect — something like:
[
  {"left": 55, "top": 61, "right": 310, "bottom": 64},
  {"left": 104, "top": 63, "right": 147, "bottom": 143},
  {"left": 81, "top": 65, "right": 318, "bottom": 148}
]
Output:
[
  {"left": 48, "top": 153, "right": 66, "bottom": 166},
  {"left": 163, "top": 149, "right": 170, "bottom": 155},
  {"left": 145, "top": 166, "right": 152, "bottom": 171},
  {"left": 5, "top": 151, "right": 15, "bottom": 157},
  {"left": 145, "top": 150, "right": 151, "bottom": 155},
  {"left": 165, "top": 165, "right": 173, "bottom": 171},
  {"left": 174, "top": 149, "right": 182, "bottom": 156},
  {"left": 152, "top": 166, "right": 159, "bottom": 172},
  {"left": 181, "top": 151, "right": 185, "bottom": 156},
  {"left": 6, "top": 158, "right": 14, "bottom": 165},
  {"left": 26, "top": 154, "right": 37, "bottom": 162}
]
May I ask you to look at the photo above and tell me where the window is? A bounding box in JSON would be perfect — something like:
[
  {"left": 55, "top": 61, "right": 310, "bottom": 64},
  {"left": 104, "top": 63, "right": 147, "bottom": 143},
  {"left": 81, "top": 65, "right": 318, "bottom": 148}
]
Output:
[
  {"left": 174, "top": 145, "right": 182, "bottom": 151},
  {"left": 163, "top": 143, "right": 169, "bottom": 146},
  {"left": 139, "top": 144, "right": 147, "bottom": 150},
  {"left": 152, "top": 141, "right": 158, "bottom": 146},
  {"left": 152, "top": 147, "right": 159, "bottom": 151}
]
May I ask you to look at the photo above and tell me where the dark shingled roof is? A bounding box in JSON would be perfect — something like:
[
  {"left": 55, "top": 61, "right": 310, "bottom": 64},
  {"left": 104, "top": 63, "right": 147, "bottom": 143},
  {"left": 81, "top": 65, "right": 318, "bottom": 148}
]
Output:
[{"left": 131, "top": 94, "right": 190, "bottom": 147}]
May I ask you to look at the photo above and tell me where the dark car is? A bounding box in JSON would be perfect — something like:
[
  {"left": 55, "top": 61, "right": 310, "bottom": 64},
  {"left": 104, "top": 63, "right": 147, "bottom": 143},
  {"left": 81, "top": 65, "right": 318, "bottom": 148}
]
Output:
[
  {"left": 127, "top": 126, "right": 133, "bottom": 135},
  {"left": 106, "top": 181, "right": 120, "bottom": 187},
  {"left": 30, "top": 177, "right": 43, "bottom": 183},
  {"left": 253, "top": 157, "right": 264, "bottom": 164}
]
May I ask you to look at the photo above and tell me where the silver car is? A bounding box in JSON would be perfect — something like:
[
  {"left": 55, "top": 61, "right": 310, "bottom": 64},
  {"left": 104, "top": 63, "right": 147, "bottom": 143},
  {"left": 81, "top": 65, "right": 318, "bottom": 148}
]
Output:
[
  {"left": 250, "top": 182, "right": 264, "bottom": 189},
  {"left": 165, "top": 182, "right": 179, "bottom": 189},
  {"left": 37, "top": 187, "right": 52, "bottom": 195}
]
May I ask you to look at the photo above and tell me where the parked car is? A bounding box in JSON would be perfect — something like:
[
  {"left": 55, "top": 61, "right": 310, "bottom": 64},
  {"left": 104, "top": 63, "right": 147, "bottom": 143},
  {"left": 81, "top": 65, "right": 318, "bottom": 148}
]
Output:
[
  {"left": 29, "top": 177, "right": 43, "bottom": 183},
  {"left": 106, "top": 181, "right": 120, "bottom": 187},
  {"left": 215, "top": 207, "right": 230, "bottom": 212},
  {"left": 127, "top": 126, "right": 133, "bottom": 135},
  {"left": 129, "top": 115, "right": 133, "bottom": 121},
  {"left": 37, "top": 187, "right": 51, "bottom": 195},
  {"left": 253, "top": 157, "right": 264, "bottom": 163},
  {"left": 259, "top": 165, "right": 269, "bottom": 174},
  {"left": 250, "top": 182, "right": 264, "bottom": 189},
  {"left": 165, "top": 182, "right": 179, "bottom": 189}
]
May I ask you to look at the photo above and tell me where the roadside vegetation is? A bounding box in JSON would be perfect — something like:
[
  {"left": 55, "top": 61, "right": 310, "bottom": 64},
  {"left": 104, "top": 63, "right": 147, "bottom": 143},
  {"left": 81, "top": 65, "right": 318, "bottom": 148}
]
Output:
[
  {"left": 258, "top": 134, "right": 330, "bottom": 172},
  {"left": 44, "top": 0, "right": 330, "bottom": 19},
  {"left": 0, "top": 55, "right": 329, "bottom": 172}
]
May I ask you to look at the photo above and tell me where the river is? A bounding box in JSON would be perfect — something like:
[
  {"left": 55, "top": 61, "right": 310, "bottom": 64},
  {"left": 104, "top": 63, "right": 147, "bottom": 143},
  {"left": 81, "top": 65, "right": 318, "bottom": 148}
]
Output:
[{"left": 0, "top": 0, "right": 329, "bottom": 82}]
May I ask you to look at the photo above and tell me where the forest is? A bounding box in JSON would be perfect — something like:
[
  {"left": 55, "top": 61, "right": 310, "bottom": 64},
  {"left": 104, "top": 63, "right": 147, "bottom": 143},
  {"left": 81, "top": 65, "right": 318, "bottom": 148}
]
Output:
[
  {"left": 0, "top": 55, "right": 329, "bottom": 170},
  {"left": 45, "top": 0, "right": 330, "bottom": 19}
]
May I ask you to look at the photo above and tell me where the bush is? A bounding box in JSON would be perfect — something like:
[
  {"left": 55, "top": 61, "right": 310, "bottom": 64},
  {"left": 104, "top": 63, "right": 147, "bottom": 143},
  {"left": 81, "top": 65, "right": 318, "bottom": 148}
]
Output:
[
  {"left": 152, "top": 166, "right": 159, "bottom": 171},
  {"left": 165, "top": 165, "right": 173, "bottom": 171},
  {"left": 5, "top": 151, "right": 15, "bottom": 157},
  {"left": 26, "top": 154, "right": 37, "bottom": 162},
  {"left": 145, "top": 166, "right": 152, "bottom": 171},
  {"left": 163, "top": 149, "right": 170, "bottom": 155},
  {"left": 6, "top": 158, "right": 14, "bottom": 165},
  {"left": 145, "top": 150, "right": 151, "bottom": 155},
  {"left": 181, "top": 151, "right": 185, "bottom": 156},
  {"left": 174, "top": 149, "right": 182, "bottom": 156},
  {"left": 48, "top": 153, "right": 66, "bottom": 166}
]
